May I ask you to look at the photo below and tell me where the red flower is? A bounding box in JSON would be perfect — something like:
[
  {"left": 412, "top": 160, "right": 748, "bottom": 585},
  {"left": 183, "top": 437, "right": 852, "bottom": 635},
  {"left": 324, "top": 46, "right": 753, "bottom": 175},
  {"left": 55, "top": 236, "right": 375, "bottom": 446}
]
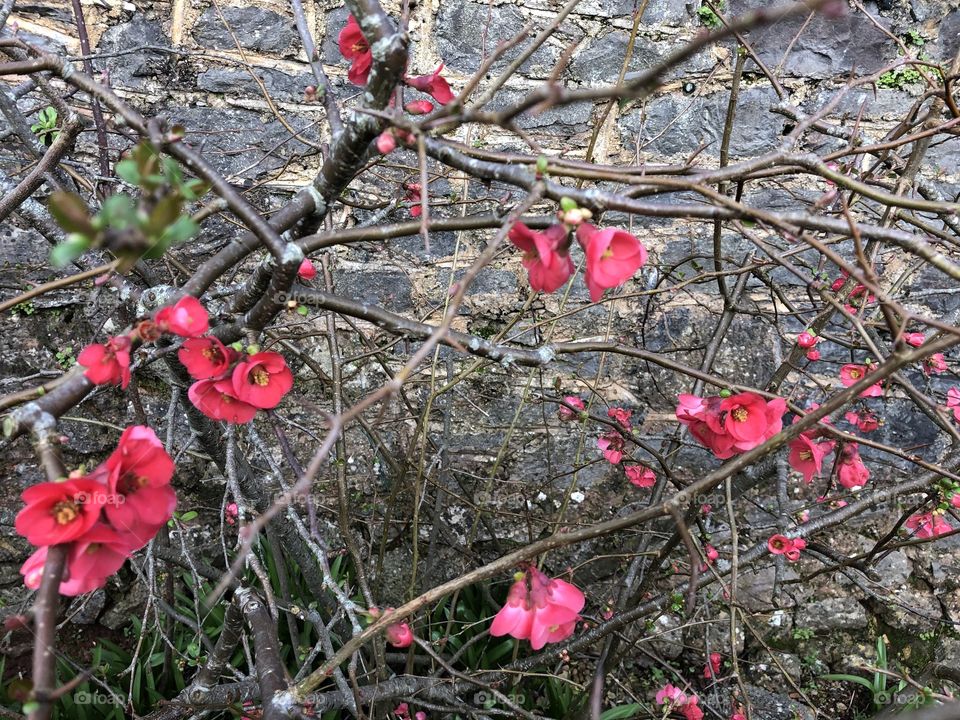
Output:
[
  {"left": 385, "top": 621, "right": 414, "bottom": 648},
  {"left": 784, "top": 537, "right": 806, "bottom": 562},
  {"left": 405, "top": 183, "right": 423, "bottom": 218},
  {"left": 839, "top": 364, "right": 882, "bottom": 398},
  {"left": 155, "top": 296, "right": 209, "bottom": 338},
  {"left": 676, "top": 394, "right": 735, "bottom": 459},
  {"left": 508, "top": 222, "right": 574, "bottom": 293},
  {"left": 718, "top": 392, "right": 784, "bottom": 450},
  {"left": 837, "top": 443, "right": 870, "bottom": 490},
  {"left": 376, "top": 131, "right": 397, "bottom": 154},
  {"left": 767, "top": 534, "right": 791, "bottom": 555},
  {"left": 338, "top": 15, "right": 372, "bottom": 86},
  {"left": 231, "top": 352, "right": 294, "bottom": 409},
  {"left": 489, "top": 566, "right": 584, "bottom": 650},
  {"left": 597, "top": 432, "right": 625, "bottom": 464},
  {"left": 405, "top": 64, "right": 455, "bottom": 105},
  {"left": 298, "top": 258, "right": 317, "bottom": 280},
  {"left": 806, "top": 349, "right": 821, "bottom": 361},
  {"left": 844, "top": 408, "right": 879, "bottom": 432},
  {"left": 607, "top": 406, "right": 632, "bottom": 430},
  {"left": 904, "top": 332, "right": 925, "bottom": 347},
  {"left": 100, "top": 426, "right": 176, "bottom": 548},
  {"left": 923, "top": 353, "right": 948, "bottom": 375},
  {"left": 576, "top": 224, "right": 647, "bottom": 302},
  {"left": 78, "top": 335, "right": 131, "bottom": 389},
  {"left": 178, "top": 336, "right": 234, "bottom": 380},
  {"left": 558, "top": 395, "right": 585, "bottom": 421},
  {"left": 703, "top": 651, "right": 722, "bottom": 678},
  {"left": 947, "top": 387, "right": 960, "bottom": 423},
  {"left": 906, "top": 512, "right": 952, "bottom": 539},
  {"left": 625, "top": 465, "right": 655, "bottom": 488},
  {"left": 788, "top": 433, "right": 835, "bottom": 483},
  {"left": 21, "top": 524, "right": 134, "bottom": 596},
  {"left": 404, "top": 99, "right": 434, "bottom": 115},
  {"left": 797, "top": 330, "right": 818, "bottom": 348},
  {"left": 188, "top": 378, "right": 258, "bottom": 424},
  {"left": 15, "top": 476, "right": 107, "bottom": 546}
]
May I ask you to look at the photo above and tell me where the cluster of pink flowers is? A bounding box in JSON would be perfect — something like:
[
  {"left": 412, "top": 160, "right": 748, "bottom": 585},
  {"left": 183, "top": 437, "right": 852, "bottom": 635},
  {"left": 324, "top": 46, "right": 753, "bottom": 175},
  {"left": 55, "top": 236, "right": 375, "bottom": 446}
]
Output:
[
  {"left": 489, "top": 565, "right": 584, "bottom": 650},
  {"left": 797, "top": 329, "right": 821, "bottom": 361},
  {"left": 393, "top": 703, "right": 427, "bottom": 720},
  {"left": 831, "top": 270, "right": 876, "bottom": 312},
  {"left": 676, "top": 392, "right": 786, "bottom": 459},
  {"left": 180, "top": 335, "right": 293, "bottom": 424},
  {"left": 367, "top": 607, "right": 414, "bottom": 648},
  {"left": 655, "top": 684, "right": 703, "bottom": 720},
  {"left": 840, "top": 363, "right": 883, "bottom": 398},
  {"left": 787, "top": 406, "right": 870, "bottom": 489},
  {"left": 508, "top": 218, "right": 647, "bottom": 302},
  {"left": 767, "top": 534, "right": 806, "bottom": 562},
  {"left": 78, "top": 296, "right": 209, "bottom": 389},
  {"left": 905, "top": 512, "right": 952, "bottom": 539},
  {"left": 18, "top": 426, "right": 176, "bottom": 595}
]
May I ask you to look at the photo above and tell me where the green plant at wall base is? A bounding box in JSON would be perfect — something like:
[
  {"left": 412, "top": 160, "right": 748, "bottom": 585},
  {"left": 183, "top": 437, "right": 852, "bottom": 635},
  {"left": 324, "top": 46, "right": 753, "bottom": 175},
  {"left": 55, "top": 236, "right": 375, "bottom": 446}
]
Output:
[
  {"left": 31, "top": 106, "right": 59, "bottom": 145},
  {"left": 697, "top": 2, "right": 723, "bottom": 28},
  {"left": 877, "top": 66, "right": 923, "bottom": 89}
]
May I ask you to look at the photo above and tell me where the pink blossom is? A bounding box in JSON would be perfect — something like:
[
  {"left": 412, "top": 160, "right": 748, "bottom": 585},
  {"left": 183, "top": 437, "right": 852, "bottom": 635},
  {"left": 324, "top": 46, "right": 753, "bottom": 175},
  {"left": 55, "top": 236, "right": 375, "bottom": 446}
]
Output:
[
  {"left": 904, "top": 332, "right": 925, "bottom": 347},
  {"left": 947, "top": 387, "right": 960, "bottom": 422},
  {"left": 767, "top": 534, "right": 791, "bottom": 555},
  {"left": 405, "top": 64, "right": 455, "bottom": 105},
  {"left": 297, "top": 258, "right": 317, "bottom": 280},
  {"left": 625, "top": 465, "right": 655, "bottom": 488},
  {"left": 840, "top": 364, "right": 882, "bottom": 397},
  {"left": 703, "top": 651, "right": 722, "bottom": 678},
  {"left": 607, "top": 406, "right": 632, "bottom": 430},
  {"left": 576, "top": 223, "right": 648, "bottom": 302},
  {"left": 508, "top": 222, "right": 574, "bottom": 293},
  {"left": 797, "top": 331, "right": 818, "bottom": 348},
  {"left": 597, "top": 432, "right": 625, "bottom": 464},
  {"left": 837, "top": 444, "right": 870, "bottom": 490},
  {"left": 404, "top": 99, "right": 434, "bottom": 115},
  {"left": 558, "top": 395, "right": 585, "bottom": 421},
  {"left": 225, "top": 502, "right": 239, "bottom": 525},
  {"left": 385, "top": 621, "right": 414, "bottom": 648},
  {"left": 806, "top": 349, "right": 821, "bottom": 361},
  {"left": 924, "top": 353, "right": 948, "bottom": 375},
  {"left": 376, "top": 131, "right": 397, "bottom": 154},
  {"left": 788, "top": 433, "right": 835, "bottom": 483},
  {"left": 905, "top": 512, "right": 952, "bottom": 539},
  {"left": 489, "top": 566, "right": 584, "bottom": 650}
]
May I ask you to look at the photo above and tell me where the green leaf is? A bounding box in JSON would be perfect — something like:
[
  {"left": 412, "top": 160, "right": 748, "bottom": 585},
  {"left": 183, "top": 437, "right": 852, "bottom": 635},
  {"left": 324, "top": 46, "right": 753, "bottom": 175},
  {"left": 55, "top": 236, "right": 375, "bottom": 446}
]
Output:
[
  {"left": 179, "top": 510, "right": 198, "bottom": 522},
  {"left": 50, "top": 235, "right": 90, "bottom": 267},
  {"left": 100, "top": 194, "right": 137, "bottom": 229},
  {"left": 115, "top": 158, "right": 142, "bottom": 186},
  {"left": 822, "top": 673, "right": 877, "bottom": 691},
  {"left": 48, "top": 191, "right": 95, "bottom": 235},
  {"left": 600, "top": 704, "right": 642, "bottom": 720}
]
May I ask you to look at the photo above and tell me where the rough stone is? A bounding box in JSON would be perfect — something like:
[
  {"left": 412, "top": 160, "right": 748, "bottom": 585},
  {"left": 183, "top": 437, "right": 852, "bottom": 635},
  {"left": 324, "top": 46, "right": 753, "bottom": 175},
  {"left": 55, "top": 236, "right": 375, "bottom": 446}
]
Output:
[
  {"left": 197, "top": 68, "right": 314, "bottom": 102},
  {"left": 193, "top": 7, "right": 298, "bottom": 54},
  {"left": 334, "top": 270, "right": 413, "bottom": 312},
  {"left": 435, "top": 1, "right": 559, "bottom": 76},
  {"left": 743, "top": 684, "right": 816, "bottom": 720},
  {"left": 796, "top": 596, "right": 868, "bottom": 632},
  {"left": 570, "top": 32, "right": 664, "bottom": 86},
  {"left": 95, "top": 16, "right": 172, "bottom": 87}
]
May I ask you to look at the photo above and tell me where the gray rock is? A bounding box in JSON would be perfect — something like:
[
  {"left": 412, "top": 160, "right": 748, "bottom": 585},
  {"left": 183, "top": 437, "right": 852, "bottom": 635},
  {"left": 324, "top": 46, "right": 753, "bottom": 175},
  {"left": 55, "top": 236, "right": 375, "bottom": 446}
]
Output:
[
  {"left": 95, "top": 16, "right": 172, "bottom": 87},
  {"left": 938, "top": 10, "right": 960, "bottom": 60},
  {"left": 67, "top": 589, "right": 105, "bottom": 624},
  {"left": 796, "top": 596, "right": 868, "bottom": 632},
  {"left": 166, "top": 107, "right": 319, "bottom": 180},
  {"left": 570, "top": 32, "right": 664, "bottom": 85},
  {"left": 197, "top": 68, "right": 313, "bottom": 102},
  {"left": 334, "top": 270, "right": 413, "bottom": 311},
  {"left": 730, "top": 0, "right": 895, "bottom": 78},
  {"left": 574, "top": 0, "right": 691, "bottom": 22},
  {"left": 647, "top": 612, "right": 685, "bottom": 658},
  {"left": 620, "top": 86, "right": 785, "bottom": 157},
  {"left": 435, "top": 1, "right": 559, "bottom": 76},
  {"left": 193, "top": 7, "right": 297, "bottom": 54},
  {"left": 743, "top": 684, "right": 815, "bottom": 720}
]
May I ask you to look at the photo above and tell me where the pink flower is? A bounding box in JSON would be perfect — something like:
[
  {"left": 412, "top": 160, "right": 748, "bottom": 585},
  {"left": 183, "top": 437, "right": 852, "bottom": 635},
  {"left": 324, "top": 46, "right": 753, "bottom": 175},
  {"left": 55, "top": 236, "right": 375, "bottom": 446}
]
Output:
[
  {"left": 905, "top": 512, "right": 952, "bottom": 539},
  {"left": 385, "top": 621, "right": 414, "bottom": 648},
  {"left": 155, "top": 296, "right": 209, "bottom": 338},
  {"left": 788, "top": 433, "right": 835, "bottom": 483},
  {"left": 489, "top": 566, "right": 584, "bottom": 650},
  {"left": 626, "top": 465, "right": 656, "bottom": 488},
  {"left": 78, "top": 335, "right": 132, "bottom": 389},
  {"left": 15, "top": 476, "right": 107, "bottom": 546},
  {"left": 376, "top": 131, "right": 397, "bottom": 154},
  {"left": 99, "top": 425, "right": 176, "bottom": 548},
  {"left": 840, "top": 364, "right": 883, "bottom": 398},
  {"left": 844, "top": 409, "right": 879, "bottom": 433},
  {"left": 947, "top": 387, "right": 960, "bottom": 423},
  {"left": 338, "top": 15, "right": 372, "bottom": 86},
  {"left": 718, "top": 392, "right": 786, "bottom": 451},
  {"left": 767, "top": 534, "right": 791, "bottom": 555},
  {"left": 904, "top": 332, "right": 925, "bottom": 347},
  {"left": 231, "top": 351, "right": 294, "bottom": 410},
  {"left": 558, "top": 395, "right": 585, "bottom": 421},
  {"left": 703, "top": 651, "right": 722, "bottom": 678},
  {"left": 576, "top": 224, "right": 647, "bottom": 302},
  {"left": 508, "top": 222, "right": 574, "bottom": 293},
  {"left": 837, "top": 444, "right": 869, "bottom": 490},
  {"left": 298, "top": 258, "right": 317, "bottom": 280},
  {"left": 21, "top": 524, "right": 134, "bottom": 596},
  {"left": 806, "top": 349, "right": 821, "bottom": 361},
  {"left": 597, "top": 432, "right": 625, "bottom": 464},
  {"left": 404, "top": 183, "right": 423, "bottom": 218},
  {"left": 784, "top": 537, "right": 806, "bottom": 562},
  {"left": 404, "top": 99, "right": 434, "bottom": 115},
  {"left": 655, "top": 684, "right": 687, "bottom": 706},
  {"left": 178, "top": 336, "right": 234, "bottom": 380},
  {"left": 405, "top": 64, "right": 455, "bottom": 105},
  {"left": 924, "top": 353, "right": 948, "bottom": 375},
  {"left": 797, "top": 331, "right": 818, "bottom": 348},
  {"left": 188, "top": 378, "right": 258, "bottom": 424},
  {"left": 225, "top": 502, "right": 239, "bottom": 525},
  {"left": 655, "top": 685, "right": 703, "bottom": 720},
  {"left": 607, "top": 407, "right": 632, "bottom": 430},
  {"left": 700, "top": 545, "right": 719, "bottom": 572}
]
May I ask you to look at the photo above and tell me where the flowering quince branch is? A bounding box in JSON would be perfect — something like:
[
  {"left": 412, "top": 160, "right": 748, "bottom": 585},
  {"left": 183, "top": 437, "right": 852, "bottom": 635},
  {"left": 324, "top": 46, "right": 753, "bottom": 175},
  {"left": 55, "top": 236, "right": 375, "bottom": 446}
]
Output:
[{"left": 2, "top": 1, "right": 960, "bottom": 718}]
